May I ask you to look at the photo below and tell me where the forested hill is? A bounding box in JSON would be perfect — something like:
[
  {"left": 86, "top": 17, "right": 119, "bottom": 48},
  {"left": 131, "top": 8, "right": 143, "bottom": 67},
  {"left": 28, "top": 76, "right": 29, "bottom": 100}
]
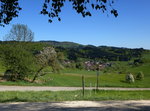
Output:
[
  {"left": 39, "top": 40, "right": 82, "bottom": 48},
  {"left": 39, "top": 40, "right": 146, "bottom": 61}
]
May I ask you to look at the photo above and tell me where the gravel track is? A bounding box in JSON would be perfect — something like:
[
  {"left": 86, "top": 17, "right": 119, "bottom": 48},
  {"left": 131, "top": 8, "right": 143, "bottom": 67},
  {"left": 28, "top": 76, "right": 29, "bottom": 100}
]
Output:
[
  {"left": 0, "top": 100, "right": 150, "bottom": 111},
  {"left": 0, "top": 86, "right": 150, "bottom": 91}
]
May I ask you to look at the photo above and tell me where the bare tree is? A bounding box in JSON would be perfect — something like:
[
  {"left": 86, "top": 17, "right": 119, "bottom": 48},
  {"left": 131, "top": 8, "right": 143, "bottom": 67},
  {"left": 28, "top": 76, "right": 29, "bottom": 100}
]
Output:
[{"left": 5, "top": 24, "right": 34, "bottom": 41}]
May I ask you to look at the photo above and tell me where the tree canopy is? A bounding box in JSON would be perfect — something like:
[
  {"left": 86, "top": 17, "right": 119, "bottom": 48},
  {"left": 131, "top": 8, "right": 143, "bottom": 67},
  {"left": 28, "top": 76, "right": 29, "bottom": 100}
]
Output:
[
  {"left": 0, "top": 43, "right": 35, "bottom": 80},
  {"left": 32, "top": 46, "right": 59, "bottom": 82},
  {"left": 0, "top": 0, "right": 118, "bottom": 26},
  {"left": 0, "top": 0, "right": 21, "bottom": 26}
]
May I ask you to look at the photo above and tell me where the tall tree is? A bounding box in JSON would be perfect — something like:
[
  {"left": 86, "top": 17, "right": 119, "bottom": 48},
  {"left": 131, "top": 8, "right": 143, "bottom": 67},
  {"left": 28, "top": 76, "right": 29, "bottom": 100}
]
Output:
[
  {"left": 5, "top": 24, "right": 34, "bottom": 41},
  {"left": 0, "top": 0, "right": 118, "bottom": 26}
]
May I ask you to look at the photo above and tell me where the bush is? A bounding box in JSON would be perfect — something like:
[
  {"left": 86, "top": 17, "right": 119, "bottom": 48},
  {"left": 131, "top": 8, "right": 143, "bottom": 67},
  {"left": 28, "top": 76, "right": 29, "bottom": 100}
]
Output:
[
  {"left": 125, "top": 73, "right": 135, "bottom": 83},
  {"left": 1, "top": 43, "right": 35, "bottom": 81},
  {"left": 76, "top": 62, "right": 84, "bottom": 70},
  {"left": 3, "top": 70, "right": 13, "bottom": 81},
  {"left": 136, "top": 71, "right": 144, "bottom": 80},
  {"left": 133, "top": 58, "right": 143, "bottom": 66}
]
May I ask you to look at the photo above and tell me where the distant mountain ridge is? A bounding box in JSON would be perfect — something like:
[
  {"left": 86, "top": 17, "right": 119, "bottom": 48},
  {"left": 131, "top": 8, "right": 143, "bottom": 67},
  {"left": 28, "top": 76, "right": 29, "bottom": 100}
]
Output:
[
  {"left": 39, "top": 40, "right": 144, "bottom": 50},
  {"left": 39, "top": 40, "right": 83, "bottom": 48}
]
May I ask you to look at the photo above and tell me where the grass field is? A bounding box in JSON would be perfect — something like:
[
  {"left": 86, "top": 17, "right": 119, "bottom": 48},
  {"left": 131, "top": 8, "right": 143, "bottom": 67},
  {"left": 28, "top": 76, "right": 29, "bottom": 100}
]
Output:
[
  {"left": 0, "top": 52, "right": 150, "bottom": 88},
  {"left": 0, "top": 68, "right": 149, "bottom": 88},
  {"left": 0, "top": 90, "right": 149, "bottom": 102}
]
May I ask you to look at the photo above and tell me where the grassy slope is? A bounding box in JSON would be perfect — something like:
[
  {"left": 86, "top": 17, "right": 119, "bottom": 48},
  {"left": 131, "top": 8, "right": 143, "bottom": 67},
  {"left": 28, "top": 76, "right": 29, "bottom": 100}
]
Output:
[{"left": 0, "top": 90, "right": 150, "bottom": 102}]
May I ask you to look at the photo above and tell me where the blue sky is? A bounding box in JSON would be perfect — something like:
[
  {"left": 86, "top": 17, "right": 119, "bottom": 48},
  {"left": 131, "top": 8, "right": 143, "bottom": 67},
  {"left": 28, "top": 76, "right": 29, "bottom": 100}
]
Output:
[{"left": 0, "top": 0, "right": 150, "bottom": 49}]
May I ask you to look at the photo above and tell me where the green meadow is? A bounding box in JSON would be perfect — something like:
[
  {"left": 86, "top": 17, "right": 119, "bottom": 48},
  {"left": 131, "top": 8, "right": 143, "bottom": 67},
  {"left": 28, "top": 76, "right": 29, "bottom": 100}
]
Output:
[{"left": 0, "top": 64, "right": 150, "bottom": 88}]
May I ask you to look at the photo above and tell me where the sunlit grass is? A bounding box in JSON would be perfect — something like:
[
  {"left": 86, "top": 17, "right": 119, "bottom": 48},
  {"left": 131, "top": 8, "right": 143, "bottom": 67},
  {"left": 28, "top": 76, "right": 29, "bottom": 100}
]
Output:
[
  {"left": 0, "top": 70, "right": 149, "bottom": 88},
  {"left": 0, "top": 90, "right": 149, "bottom": 102}
]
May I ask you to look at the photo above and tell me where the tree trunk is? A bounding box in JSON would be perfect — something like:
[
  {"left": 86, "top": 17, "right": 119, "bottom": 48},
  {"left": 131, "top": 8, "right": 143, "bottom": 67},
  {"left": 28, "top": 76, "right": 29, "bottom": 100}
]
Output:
[{"left": 32, "top": 67, "right": 44, "bottom": 82}]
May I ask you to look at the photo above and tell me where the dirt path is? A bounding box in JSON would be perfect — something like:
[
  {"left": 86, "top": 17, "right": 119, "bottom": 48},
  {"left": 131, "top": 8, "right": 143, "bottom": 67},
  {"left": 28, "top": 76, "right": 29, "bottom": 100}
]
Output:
[
  {"left": 0, "top": 100, "right": 150, "bottom": 111},
  {"left": 0, "top": 86, "right": 150, "bottom": 91}
]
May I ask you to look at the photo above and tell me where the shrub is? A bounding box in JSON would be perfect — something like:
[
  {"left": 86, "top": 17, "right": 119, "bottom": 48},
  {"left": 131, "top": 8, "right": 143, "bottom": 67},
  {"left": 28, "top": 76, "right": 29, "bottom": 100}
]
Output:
[
  {"left": 125, "top": 73, "right": 135, "bottom": 83},
  {"left": 76, "top": 62, "right": 84, "bottom": 70},
  {"left": 136, "top": 71, "right": 144, "bottom": 80},
  {"left": 1, "top": 44, "right": 35, "bottom": 81}
]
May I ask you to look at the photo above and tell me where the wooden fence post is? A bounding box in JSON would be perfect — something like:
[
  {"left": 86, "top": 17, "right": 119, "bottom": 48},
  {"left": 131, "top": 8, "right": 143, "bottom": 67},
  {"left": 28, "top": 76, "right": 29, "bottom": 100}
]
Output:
[
  {"left": 82, "top": 75, "right": 85, "bottom": 97},
  {"left": 96, "top": 70, "right": 99, "bottom": 90}
]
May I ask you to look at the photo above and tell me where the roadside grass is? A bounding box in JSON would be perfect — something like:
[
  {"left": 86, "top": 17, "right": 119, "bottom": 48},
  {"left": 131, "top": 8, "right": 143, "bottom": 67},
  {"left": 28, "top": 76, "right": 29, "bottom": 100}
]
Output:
[{"left": 0, "top": 90, "right": 150, "bottom": 102}]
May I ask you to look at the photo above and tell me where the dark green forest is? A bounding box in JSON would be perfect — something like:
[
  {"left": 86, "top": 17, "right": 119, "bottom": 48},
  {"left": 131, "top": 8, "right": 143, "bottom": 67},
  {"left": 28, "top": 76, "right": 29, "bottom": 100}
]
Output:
[{"left": 40, "top": 40, "right": 145, "bottom": 61}]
